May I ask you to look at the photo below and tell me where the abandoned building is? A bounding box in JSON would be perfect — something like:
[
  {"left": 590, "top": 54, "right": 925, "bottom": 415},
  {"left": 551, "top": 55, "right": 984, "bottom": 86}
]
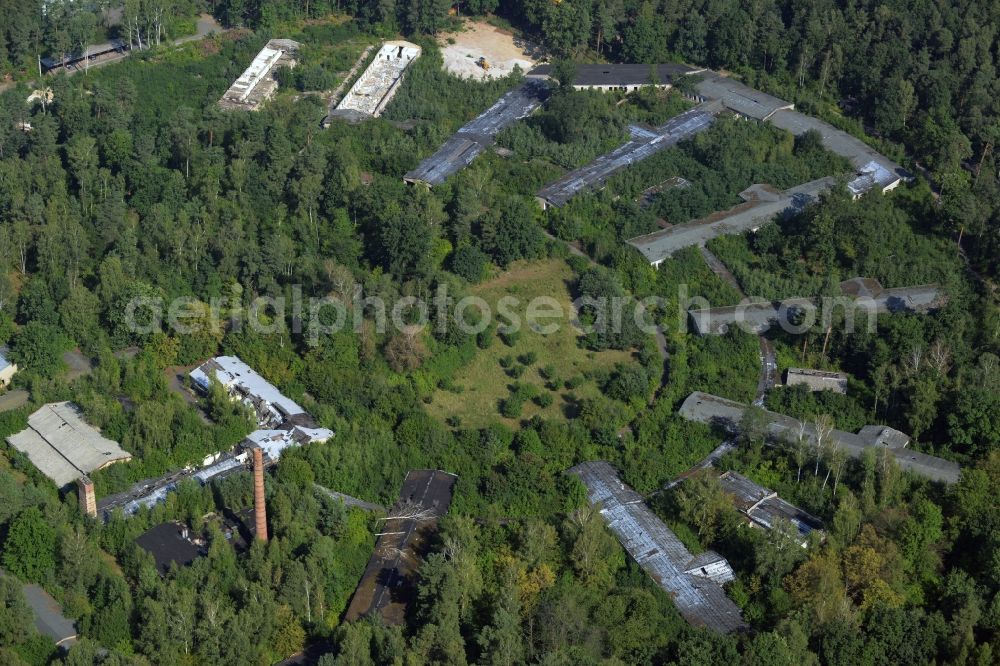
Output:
[
  {"left": 345, "top": 470, "right": 457, "bottom": 625},
  {"left": 136, "top": 522, "right": 207, "bottom": 575},
  {"left": 568, "top": 461, "right": 747, "bottom": 633},
  {"left": 716, "top": 470, "right": 823, "bottom": 546},
  {"left": 7, "top": 402, "right": 131, "bottom": 487},
  {"left": 404, "top": 78, "right": 550, "bottom": 186},
  {"left": 678, "top": 391, "right": 961, "bottom": 484},
  {"left": 219, "top": 39, "right": 299, "bottom": 111},
  {"left": 536, "top": 103, "right": 720, "bottom": 208},
  {"left": 95, "top": 357, "right": 331, "bottom": 519},
  {"left": 191, "top": 355, "right": 333, "bottom": 458},
  {"left": 529, "top": 65, "right": 907, "bottom": 230},
  {"left": 328, "top": 41, "right": 420, "bottom": 122},
  {"left": 529, "top": 62, "right": 704, "bottom": 92},
  {"left": 40, "top": 39, "right": 129, "bottom": 73},
  {"left": 687, "top": 280, "right": 944, "bottom": 336},
  {"left": 785, "top": 368, "right": 850, "bottom": 394},
  {"left": 627, "top": 177, "right": 835, "bottom": 266}
]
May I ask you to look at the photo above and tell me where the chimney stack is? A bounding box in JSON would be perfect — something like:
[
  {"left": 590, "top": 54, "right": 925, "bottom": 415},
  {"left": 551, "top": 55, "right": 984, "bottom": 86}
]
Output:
[
  {"left": 78, "top": 476, "right": 96, "bottom": 518},
  {"left": 252, "top": 447, "right": 268, "bottom": 542}
]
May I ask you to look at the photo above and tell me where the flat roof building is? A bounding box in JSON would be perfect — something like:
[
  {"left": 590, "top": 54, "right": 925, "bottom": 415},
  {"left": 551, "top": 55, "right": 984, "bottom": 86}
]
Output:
[
  {"left": 767, "top": 110, "right": 909, "bottom": 195},
  {"left": 219, "top": 39, "right": 299, "bottom": 111},
  {"left": 678, "top": 392, "right": 961, "bottom": 484},
  {"left": 785, "top": 368, "right": 849, "bottom": 394},
  {"left": 693, "top": 72, "right": 794, "bottom": 121},
  {"left": 97, "top": 357, "right": 332, "bottom": 519},
  {"left": 404, "top": 79, "right": 550, "bottom": 186},
  {"left": 135, "top": 522, "right": 206, "bottom": 576},
  {"left": 529, "top": 62, "right": 704, "bottom": 91},
  {"left": 41, "top": 39, "right": 129, "bottom": 72},
  {"left": 329, "top": 41, "right": 420, "bottom": 122},
  {"left": 838, "top": 277, "right": 944, "bottom": 313},
  {"left": 688, "top": 298, "right": 816, "bottom": 336},
  {"left": 627, "top": 177, "right": 835, "bottom": 266},
  {"left": 536, "top": 103, "right": 720, "bottom": 208},
  {"left": 345, "top": 470, "right": 457, "bottom": 625},
  {"left": 7, "top": 402, "right": 131, "bottom": 487},
  {"left": 716, "top": 470, "right": 823, "bottom": 546},
  {"left": 191, "top": 356, "right": 333, "bottom": 453},
  {"left": 687, "top": 280, "right": 944, "bottom": 336},
  {"left": 191, "top": 356, "right": 309, "bottom": 427},
  {"left": 568, "top": 461, "right": 747, "bottom": 633}
]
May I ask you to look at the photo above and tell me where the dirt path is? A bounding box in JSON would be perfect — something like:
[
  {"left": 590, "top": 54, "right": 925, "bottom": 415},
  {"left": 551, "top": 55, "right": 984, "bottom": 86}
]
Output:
[
  {"left": 314, "top": 483, "right": 385, "bottom": 513},
  {"left": 698, "top": 246, "right": 775, "bottom": 404},
  {"left": 1, "top": 14, "right": 224, "bottom": 93},
  {"left": 653, "top": 246, "right": 780, "bottom": 493}
]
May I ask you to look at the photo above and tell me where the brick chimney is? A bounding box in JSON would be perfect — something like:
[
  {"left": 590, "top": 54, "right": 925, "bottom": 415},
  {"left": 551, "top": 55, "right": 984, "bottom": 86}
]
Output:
[
  {"left": 78, "top": 476, "right": 96, "bottom": 518},
  {"left": 252, "top": 447, "right": 268, "bottom": 542}
]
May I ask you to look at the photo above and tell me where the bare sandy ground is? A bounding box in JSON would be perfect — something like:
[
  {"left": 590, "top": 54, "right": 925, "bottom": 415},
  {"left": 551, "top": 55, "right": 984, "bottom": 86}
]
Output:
[{"left": 439, "top": 21, "right": 542, "bottom": 80}]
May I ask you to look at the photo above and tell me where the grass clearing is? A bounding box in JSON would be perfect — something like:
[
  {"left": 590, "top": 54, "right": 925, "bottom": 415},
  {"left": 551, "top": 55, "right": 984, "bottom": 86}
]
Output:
[{"left": 427, "top": 258, "right": 635, "bottom": 429}]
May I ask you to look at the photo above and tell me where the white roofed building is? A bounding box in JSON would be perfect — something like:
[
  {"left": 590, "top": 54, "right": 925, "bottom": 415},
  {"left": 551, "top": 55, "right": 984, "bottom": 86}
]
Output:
[
  {"left": 190, "top": 355, "right": 333, "bottom": 461},
  {"left": 219, "top": 39, "right": 300, "bottom": 111},
  {"left": 191, "top": 355, "right": 306, "bottom": 427},
  {"left": 7, "top": 402, "right": 131, "bottom": 487}
]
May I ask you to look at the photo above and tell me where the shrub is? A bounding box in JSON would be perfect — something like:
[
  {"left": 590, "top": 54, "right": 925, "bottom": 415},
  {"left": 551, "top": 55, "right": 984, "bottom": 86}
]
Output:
[
  {"left": 518, "top": 351, "right": 538, "bottom": 366},
  {"left": 500, "top": 329, "right": 521, "bottom": 347},
  {"left": 500, "top": 397, "right": 523, "bottom": 418},
  {"left": 477, "top": 323, "right": 497, "bottom": 349},
  {"left": 534, "top": 393, "right": 554, "bottom": 408}
]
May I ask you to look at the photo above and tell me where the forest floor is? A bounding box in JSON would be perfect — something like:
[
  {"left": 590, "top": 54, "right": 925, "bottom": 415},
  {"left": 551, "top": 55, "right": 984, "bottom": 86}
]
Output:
[
  {"left": 438, "top": 20, "right": 542, "bottom": 80},
  {"left": 426, "top": 258, "right": 633, "bottom": 428}
]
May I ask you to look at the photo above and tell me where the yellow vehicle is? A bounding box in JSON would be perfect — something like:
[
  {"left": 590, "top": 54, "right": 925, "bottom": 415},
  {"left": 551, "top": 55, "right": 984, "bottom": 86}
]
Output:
[{"left": 478, "top": 57, "right": 490, "bottom": 70}]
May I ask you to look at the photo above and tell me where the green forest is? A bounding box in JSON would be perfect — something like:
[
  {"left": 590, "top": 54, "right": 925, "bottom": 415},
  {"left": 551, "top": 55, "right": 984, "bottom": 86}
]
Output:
[{"left": 0, "top": 0, "right": 997, "bottom": 664}]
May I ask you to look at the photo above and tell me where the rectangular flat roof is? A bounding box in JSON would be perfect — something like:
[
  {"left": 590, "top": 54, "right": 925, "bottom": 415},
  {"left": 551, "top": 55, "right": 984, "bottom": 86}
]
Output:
[
  {"left": 786, "top": 368, "right": 849, "bottom": 393},
  {"left": 529, "top": 63, "right": 704, "bottom": 87},
  {"left": 569, "top": 461, "right": 748, "bottom": 633},
  {"left": 767, "top": 109, "right": 909, "bottom": 192},
  {"left": 7, "top": 402, "right": 131, "bottom": 487},
  {"left": 219, "top": 39, "right": 299, "bottom": 111},
  {"left": 333, "top": 41, "right": 420, "bottom": 119},
  {"left": 537, "top": 103, "right": 720, "bottom": 207},
  {"left": 694, "top": 72, "right": 794, "bottom": 121},
  {"left": 627, "top": 177, "right": 835, "bottom": 264},
  {"left": 404, "top": 79, "right": 550, "bottom": 185},
  {"left": 679, "top": 392, "right": 960, "bottom": 483},
  {"left": 345, "top": 470, "right": 457, "bottom": 625}
]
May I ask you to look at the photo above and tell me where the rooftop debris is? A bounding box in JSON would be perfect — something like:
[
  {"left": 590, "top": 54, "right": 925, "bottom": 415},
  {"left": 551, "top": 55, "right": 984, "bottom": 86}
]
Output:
[
  {"left": 328, "top": 41, "right": 420, "bottom": 122},
  {"left": 716, "top": 470, "right": 824, "bottom": 546},
  {"left": 568, "top": 461, "right": 748, "bottom": 633},
  {"left": 345, "top": 470, "right": 457, "bottom": 625},
  {"left": 219, "top": 39, "right": 299, "bottom": 111}
]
